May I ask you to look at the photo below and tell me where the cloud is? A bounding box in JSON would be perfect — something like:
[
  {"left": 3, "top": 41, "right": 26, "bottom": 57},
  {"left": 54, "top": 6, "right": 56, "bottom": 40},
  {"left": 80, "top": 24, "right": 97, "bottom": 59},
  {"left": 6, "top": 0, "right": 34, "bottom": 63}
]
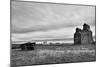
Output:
[
  {"left": 12, "top": 27, "right": 74, "bottom": 41},
  {"left": 11, "top": 1, "right": 95, "bottom": 42},
  {"left": 12, "top": 25, "right": 95, "bottom": 42},
  {"left": 12, "top": 1, "right": 95, "bottom": 33}
]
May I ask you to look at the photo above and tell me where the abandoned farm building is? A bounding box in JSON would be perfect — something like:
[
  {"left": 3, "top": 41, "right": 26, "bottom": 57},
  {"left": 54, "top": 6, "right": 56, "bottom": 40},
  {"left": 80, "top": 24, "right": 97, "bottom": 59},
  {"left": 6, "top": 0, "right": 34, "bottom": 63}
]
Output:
[{"left": 74, "top": 23, "right": 94, "bottom": 44}]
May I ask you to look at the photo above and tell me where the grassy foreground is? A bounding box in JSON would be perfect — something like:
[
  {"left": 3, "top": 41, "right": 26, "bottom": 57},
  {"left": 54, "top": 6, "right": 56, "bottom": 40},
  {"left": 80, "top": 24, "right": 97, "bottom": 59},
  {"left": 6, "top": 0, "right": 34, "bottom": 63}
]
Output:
[{"left": 11, "top": 44, "right": 96, "bottom": 67}]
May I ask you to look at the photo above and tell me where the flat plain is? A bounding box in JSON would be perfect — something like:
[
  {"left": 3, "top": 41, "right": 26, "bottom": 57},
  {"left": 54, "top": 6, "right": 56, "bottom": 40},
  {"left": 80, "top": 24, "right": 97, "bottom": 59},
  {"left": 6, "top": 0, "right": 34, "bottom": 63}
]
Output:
[{"left": 11, "top": 44, "right": 96, "bottom": 67}]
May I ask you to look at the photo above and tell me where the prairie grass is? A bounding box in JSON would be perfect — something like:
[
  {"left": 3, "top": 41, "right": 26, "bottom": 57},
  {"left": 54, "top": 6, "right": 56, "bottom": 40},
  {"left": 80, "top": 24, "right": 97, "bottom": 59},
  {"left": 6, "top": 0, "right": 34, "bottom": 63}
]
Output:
[{"left": 11, "top": 44, "right": 96, "bottom": 67}]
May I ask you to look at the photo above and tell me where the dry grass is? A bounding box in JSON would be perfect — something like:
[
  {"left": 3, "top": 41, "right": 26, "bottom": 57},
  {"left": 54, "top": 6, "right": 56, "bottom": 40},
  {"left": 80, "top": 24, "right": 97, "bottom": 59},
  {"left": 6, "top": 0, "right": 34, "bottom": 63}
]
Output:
[{"left": 11, "top": 44, "right": 96, "bottom": 67}]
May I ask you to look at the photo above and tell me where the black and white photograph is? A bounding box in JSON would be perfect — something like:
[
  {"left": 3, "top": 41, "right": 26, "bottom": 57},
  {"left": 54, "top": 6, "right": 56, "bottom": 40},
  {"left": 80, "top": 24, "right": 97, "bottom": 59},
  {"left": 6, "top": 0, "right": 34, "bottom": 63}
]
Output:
[{"left": 11, "top": 1, "right": 96, "bottom": 67}]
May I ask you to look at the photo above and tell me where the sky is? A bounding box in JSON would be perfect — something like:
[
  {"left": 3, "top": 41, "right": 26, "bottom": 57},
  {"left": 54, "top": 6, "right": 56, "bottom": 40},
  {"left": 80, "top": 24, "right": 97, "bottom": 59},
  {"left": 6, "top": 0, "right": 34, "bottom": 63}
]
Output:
[{"left": 11, "top": 1, "right": 95, "bottom": 44}]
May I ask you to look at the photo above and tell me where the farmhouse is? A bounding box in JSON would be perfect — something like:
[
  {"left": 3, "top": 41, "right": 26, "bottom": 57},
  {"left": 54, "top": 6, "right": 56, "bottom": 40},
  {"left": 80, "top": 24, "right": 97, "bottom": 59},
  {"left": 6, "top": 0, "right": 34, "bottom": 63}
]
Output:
[{"left": 74, "top": 23, "right": 94, "bottom": 44}]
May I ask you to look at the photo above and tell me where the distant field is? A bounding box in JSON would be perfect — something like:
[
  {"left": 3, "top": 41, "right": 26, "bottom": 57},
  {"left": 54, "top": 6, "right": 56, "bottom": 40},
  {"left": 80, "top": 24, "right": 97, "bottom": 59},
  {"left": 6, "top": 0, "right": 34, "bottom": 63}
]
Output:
[{"left": 11, "top": 44, "right": 96, "bottom": 67}]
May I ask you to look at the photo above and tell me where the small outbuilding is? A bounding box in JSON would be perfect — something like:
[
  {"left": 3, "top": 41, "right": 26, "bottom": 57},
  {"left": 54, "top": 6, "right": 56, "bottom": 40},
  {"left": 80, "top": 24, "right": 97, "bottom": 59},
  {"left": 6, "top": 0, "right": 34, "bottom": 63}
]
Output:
[{"left": 20, "top": 42, "right": 35, "bottom": 50}]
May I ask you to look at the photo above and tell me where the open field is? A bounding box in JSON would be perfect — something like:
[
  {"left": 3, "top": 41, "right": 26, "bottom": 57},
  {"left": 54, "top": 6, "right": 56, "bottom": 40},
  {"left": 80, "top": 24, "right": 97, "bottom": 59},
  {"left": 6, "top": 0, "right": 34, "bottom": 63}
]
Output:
[{"left": 11, "top": 44, "right": 96, "bottom": 67}]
